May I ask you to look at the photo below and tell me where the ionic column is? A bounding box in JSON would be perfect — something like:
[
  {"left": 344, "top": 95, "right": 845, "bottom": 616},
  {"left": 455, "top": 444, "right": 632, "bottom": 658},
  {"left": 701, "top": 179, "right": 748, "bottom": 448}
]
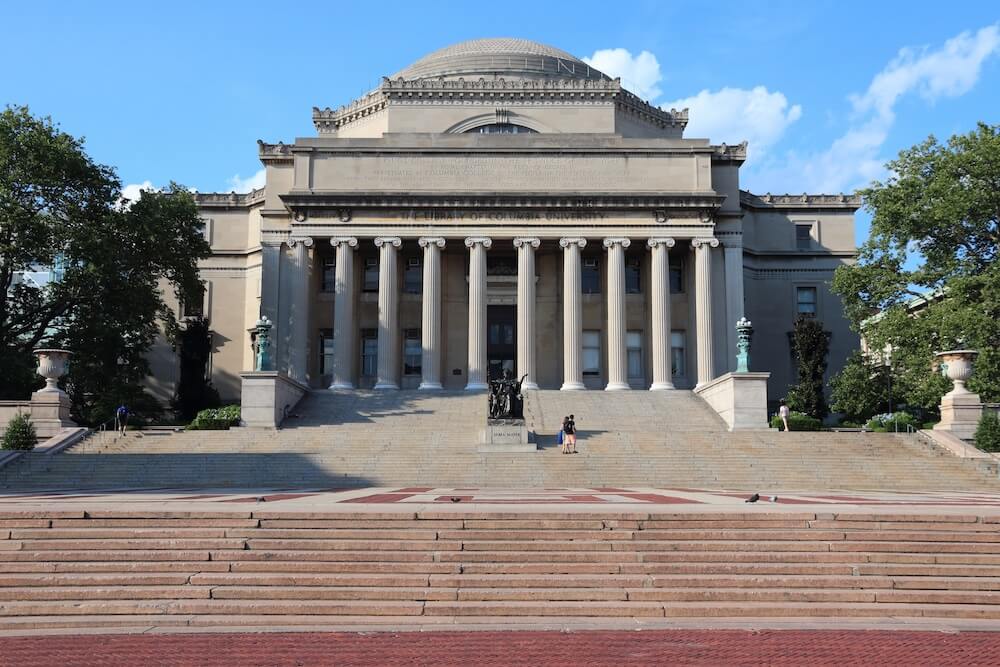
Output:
[
  {"left": 465, "top": 237, "right": 491, "bottom": 391},
  {"left": 723, "top": 237, "right": 745, "bottom": 373},
  {"left": 692, "top": 237, "right": 720, "bottom": 388},
  {"left": 418, "top": 237, "right": 446, "bottom": 390},
  {"left": 514, "top": 237, "right": 540, "bottom": 391},
  {"left": 286, "top": 237, "right": 313, "bottom": 384},
  {"left": 603, "top": 238, "right": 631, "bottom": 391},
  {"left": 559, "top": 237, "right": 587, "bottom": 390},
  {"left": 329, "top": 237, "right": 358, "bottom": 389},
  {"left": 374, "top": 236, "right": 401, "bottom": 390},
  {"left": 647, "top": 238, "right": 676, "bottom": 390}
]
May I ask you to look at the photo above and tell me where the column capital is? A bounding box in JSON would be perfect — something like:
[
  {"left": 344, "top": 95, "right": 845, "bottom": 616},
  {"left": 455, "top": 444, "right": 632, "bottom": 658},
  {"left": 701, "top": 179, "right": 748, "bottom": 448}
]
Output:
[
  {"left": 602, "top": 237, "right": 631, "bottom": 249},
  {"left": 330, "top": 236, "right": 358, "bottom": 248},
  {"left": 559, "top": 237, "right": 587, "bottom": 249},
  {"left": 691, "top": 237, "right": 720, "bottom": 249},
  {"left": 374, "top": 236, "right": 402, "bottom": 248},
  {"left": 286, "top": 236, "right": 314, "bottom": 248},
  {"left": 418, "top": 237, "right": 447, "bottom": 249},
  {"left": 513, "top": 237, "right": 541, "bottom": 249},
  {"left": 647, "top": 237, "right": 676, "bottom": 250},
  {"left": 464, "top": 236, "right": 492, "bottom": 249}
]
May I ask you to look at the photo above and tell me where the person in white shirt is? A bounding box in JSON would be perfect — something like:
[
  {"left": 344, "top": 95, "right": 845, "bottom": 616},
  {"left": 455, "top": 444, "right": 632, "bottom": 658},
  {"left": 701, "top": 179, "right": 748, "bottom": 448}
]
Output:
[{"left": 778, "top": 400, "right": 790, "bottom": 432}]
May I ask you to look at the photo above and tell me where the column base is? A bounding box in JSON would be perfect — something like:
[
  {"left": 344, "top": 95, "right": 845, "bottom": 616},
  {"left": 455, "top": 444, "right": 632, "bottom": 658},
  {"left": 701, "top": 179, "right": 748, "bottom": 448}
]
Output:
[
  {"left": 649, "top": 382, "right": 675, "bottom": 391},
  {"left": 521, "top": 381, "right": 539, "bottom": 391},
  {"left": 419, "top": 381, "right": 443, "bottom": 391},
  {"left": 605, "top": 382, "right": 630, "bottom": 391},
  {"left": 328, "top": 382, "right": 355, "bottom": 390},
  {"left": 560, "top": 382, "right": 586, "bottom": 391},
  {"left": 373, "top": 382, "right": 400, "bottom": 391}
]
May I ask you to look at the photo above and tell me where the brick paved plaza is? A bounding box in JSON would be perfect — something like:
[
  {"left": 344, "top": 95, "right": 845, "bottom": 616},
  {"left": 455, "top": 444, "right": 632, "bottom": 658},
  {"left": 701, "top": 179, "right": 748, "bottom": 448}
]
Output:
[{"left": 2, "top": 629, "right": 1000, "bottom": 666}]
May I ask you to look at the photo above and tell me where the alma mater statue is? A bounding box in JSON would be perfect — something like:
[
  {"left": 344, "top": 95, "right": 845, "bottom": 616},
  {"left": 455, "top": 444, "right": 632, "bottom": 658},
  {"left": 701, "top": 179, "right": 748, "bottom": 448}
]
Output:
[{"left": 488, "top": 369, "right": 527, "bottom": 420}]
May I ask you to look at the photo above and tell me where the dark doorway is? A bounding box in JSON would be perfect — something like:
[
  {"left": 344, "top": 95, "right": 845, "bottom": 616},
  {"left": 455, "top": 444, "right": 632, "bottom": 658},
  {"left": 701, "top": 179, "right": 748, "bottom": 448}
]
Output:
[{"left": 487, "top": 305, "right": 516, "bottom": 380}]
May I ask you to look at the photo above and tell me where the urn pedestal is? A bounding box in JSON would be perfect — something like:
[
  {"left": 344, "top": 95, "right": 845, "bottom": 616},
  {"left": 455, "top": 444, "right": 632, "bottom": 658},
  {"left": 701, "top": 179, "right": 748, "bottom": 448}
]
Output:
[
  {"left": 30, "top": 349, "right": 76, "bottom": 439},
  {"left": 934, "top": 350, "right": 983, "bottom": 441}
]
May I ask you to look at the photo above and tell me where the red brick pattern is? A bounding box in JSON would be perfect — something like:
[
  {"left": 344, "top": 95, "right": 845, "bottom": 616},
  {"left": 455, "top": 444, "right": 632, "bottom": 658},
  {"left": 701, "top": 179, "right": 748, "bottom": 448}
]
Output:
[{"left": 1, "top": 630, "right": 999, "bottom": 666}]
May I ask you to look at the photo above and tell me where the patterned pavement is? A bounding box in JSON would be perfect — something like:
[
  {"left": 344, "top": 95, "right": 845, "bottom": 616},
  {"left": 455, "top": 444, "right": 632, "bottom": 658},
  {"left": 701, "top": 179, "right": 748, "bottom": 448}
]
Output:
[
  {"left": 4, "top": 486, "right": 1000, "bottom": 507},
  {"left": 1, "top": 630, "right": 999, "bottom": 666}
]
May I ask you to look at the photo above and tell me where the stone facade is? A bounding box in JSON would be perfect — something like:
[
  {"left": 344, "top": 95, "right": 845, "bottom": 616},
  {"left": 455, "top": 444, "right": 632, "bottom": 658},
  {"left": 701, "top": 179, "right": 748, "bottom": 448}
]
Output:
[{"left": 147, "top": 38, "right": 860, "bottom": 407}]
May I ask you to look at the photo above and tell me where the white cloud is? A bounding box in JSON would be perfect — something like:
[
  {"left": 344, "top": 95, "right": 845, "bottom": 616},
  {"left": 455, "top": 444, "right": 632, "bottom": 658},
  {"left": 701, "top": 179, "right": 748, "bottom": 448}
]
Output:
[
  {"left": 750, "top": 24, "right": 1000, "bottom": 193},
  {"left": 662, "top": 86, "right": 802, "bottom": 157},
  {"left": 227, "top": 169, "right": 266, "bottom": 193},
  {"left": 583, "top": 48, "right": 663, "bottom": 100},
  {"left": 118, "top": 180, "right": 156, "bottom": 210}
]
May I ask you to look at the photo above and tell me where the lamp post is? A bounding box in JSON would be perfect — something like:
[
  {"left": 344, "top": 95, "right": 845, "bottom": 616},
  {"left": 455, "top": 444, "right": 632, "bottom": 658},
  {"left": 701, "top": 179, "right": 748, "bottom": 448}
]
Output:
[{"left": 735, "top": 317, "right": 753, "bottom": 373}]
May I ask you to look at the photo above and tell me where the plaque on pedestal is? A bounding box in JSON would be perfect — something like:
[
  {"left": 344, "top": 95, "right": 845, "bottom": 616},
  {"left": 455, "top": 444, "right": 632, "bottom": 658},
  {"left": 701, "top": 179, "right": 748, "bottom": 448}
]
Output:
[{"left": 479, "top": 419, "right": 535, "bottom": 452}]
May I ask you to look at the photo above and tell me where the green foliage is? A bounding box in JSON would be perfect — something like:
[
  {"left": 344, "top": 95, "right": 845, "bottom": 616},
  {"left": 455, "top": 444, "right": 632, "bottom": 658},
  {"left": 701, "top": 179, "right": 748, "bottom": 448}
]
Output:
[
  {"left": 187, "top": 405, "right": 241, "bottom": 431},
  {"left": 832, "top": 123, "right": 1000, "bottom": 413},
  {"left": 787, "top": 315, "right": 830, "bottom": 420},
  {"left": 770, "top": 411, "right": 823, "bottom": 431},
  {"left": 1, "top": 413, "right": 37, "bottom": 451},
  {"left": 829, "top": 351, "right": 892, "bottom": 423},
  {"left": 864, "top": 411, "right": 920, "bottom": 432},
  {"left": 172, "top": 317, "right": 220, "bottom": 421},
  {"left": 0, "top": 106, "right": 211, "bottom": 425},
  {"left": 975, "top": 411, "right": 1000, "bottom": 453}
]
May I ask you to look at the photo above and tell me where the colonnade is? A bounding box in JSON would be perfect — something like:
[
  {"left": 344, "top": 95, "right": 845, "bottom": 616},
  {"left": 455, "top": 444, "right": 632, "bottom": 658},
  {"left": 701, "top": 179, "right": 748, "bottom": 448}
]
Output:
[{"left": 275, "top": 235, "right": 725, "bottom": 392}]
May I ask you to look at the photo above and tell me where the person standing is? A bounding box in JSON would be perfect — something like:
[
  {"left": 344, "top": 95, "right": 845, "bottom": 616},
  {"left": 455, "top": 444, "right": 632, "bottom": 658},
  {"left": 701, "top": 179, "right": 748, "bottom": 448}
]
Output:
[
  {"left": 565, "top": 414, "right": 577, "bottom": 453},
  {"left": 560, "top": 416, "right": 570, "bottom": 454},
  {"left": 778, "top": 400, "right": 790, "bottom": 432},
  {"left": 115, "top": 404, "right": 130, "bottom": 436}
]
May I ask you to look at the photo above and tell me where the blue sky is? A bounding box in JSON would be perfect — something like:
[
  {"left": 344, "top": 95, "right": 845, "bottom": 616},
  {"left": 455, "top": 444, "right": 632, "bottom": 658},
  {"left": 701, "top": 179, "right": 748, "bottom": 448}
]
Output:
[{"left": 2, "top": 1, "right": 998, "bottom": 245}]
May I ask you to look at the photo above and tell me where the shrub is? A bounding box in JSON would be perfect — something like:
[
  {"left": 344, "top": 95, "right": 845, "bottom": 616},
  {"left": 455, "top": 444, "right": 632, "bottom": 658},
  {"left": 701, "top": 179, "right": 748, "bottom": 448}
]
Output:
[
  {"left": 975, "top": 412, "right": 1000, "bottom": 453},
  {"left": 187, "top": 405, "right": 241, "bottom": 431},
  {"left": 865, "top": 411, "right": 920, "bottom": 432},
  {"left": 770, "top": 411, "right": 823, "bottom": 431},
  {"left": 2, "top": 413, "right": 38, "bottom": 451}
]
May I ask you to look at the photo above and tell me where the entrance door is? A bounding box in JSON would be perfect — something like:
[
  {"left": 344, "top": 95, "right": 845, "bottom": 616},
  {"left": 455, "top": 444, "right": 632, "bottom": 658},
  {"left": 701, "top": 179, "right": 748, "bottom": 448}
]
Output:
[{"left": 487, "top": 305, "right": 516, "bottom": 381}]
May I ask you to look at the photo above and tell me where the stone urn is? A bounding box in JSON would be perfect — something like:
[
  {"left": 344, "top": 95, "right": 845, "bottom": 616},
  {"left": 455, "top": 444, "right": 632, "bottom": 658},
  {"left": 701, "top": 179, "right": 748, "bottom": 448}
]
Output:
[
  {"left": 33, "top": 349, "right": 72, "bottom": 394},
  {"left": 935, "top": 349, "right": 978, "bottom": 397}
]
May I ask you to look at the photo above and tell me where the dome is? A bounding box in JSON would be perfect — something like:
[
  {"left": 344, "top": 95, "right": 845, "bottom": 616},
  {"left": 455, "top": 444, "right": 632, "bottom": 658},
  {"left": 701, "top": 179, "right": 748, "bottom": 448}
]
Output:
[{"left": 391, "top": 38, "right": 609, "bottom": 81}]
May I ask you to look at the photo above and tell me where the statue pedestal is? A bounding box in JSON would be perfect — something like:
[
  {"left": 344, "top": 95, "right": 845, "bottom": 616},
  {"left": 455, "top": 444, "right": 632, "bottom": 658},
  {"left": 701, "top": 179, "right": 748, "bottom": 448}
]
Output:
[
  {"left": 479, "top": 419, "right": 535, "bottom": 452},
  {"left": 934, "top": 392, "right": 983, "bottom": 441}
]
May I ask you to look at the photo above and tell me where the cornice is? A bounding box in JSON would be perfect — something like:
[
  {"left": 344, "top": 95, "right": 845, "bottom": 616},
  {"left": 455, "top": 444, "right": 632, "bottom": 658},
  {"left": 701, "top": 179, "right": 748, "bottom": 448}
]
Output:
[
  {"left": 195, "top": 188, "right": 265, "bottom": 209},
  {"left": 740, "top": 190, "right": 861, "bottom": 210},
  {"left": 257, "top": 140, "right": 294, "bottom": 163},
  {"left": 279, "top": 191, "right": 725, "bottom": 212}
]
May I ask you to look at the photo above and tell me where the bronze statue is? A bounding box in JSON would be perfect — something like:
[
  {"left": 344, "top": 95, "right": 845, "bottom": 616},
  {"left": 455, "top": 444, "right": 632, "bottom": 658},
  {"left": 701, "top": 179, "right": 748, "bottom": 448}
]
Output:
[{"left": 488, "top": 368, "right": 527, "bottom": 420}]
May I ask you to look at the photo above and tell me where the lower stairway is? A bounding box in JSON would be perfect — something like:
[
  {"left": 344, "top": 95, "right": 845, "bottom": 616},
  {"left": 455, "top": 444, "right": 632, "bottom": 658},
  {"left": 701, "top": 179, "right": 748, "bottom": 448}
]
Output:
[
  {"left": 1, "top": 508, "right": 1000, "bottom": 631},
  {"left": 0, "top": 390, "right": 996, "bottom": 491}
]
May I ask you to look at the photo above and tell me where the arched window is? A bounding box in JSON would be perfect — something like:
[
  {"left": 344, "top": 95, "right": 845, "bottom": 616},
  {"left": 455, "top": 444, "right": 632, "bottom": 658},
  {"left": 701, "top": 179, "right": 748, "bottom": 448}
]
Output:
[{"left": 465, "top": 123, "right": 537, "bottom": 134}]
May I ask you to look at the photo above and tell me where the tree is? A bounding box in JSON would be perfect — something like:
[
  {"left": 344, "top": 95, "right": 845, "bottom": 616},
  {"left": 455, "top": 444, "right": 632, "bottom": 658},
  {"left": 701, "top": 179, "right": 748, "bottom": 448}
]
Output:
[
  {"left": 829, "top": 351, "right": 891, "bottom": 423},
  {"left": 172, "top": 316, "right": 220, "bottom": 421},
  {"left": 832, "top": 123, "right": 1000, "bottom": 411},
  {"left": 787, "top": 315, "right": 829, "bottom": 420},
  {"left": 0, "top": 105, "right": 210, "bottom": 422}
]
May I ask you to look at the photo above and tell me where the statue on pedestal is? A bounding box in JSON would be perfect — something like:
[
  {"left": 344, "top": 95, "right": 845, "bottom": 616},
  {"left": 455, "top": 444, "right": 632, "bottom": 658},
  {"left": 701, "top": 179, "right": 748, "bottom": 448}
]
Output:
[{"left": 488, "top": 368, "right": 527, "bottom": 421}]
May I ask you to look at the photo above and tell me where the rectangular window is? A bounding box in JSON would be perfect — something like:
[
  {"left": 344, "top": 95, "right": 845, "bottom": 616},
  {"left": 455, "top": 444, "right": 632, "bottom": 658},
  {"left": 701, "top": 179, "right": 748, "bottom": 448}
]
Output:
[
  {"left": 363, "top": 258, "right": 379, "bottom": 292},
  {"left": 361, "top": 329, "right": 377, "bottom": 376},
  {"left": 181, "top": 286, "right": 205, "bottom": 318},
  {"left": 671, "top": 330, "right": 686, "bottom": 378},
  {"left": 669, "top": 264, "right": 683, "bottom": 294},
  {"left": 625, "top": 257, "right": 641, "bottom": 294},
  {"left": 403, "top": 257, "right": 422, "bottom": 294},
  {"left": 404, "top": 329, "right": 422, "bottom": 376},
  {"left": 583, "top": 330, "right": 601, "bottom": 377},
  {"left": 321, "top": 257, "right": 336, "bottom": 292},
  {"left": 319, "top": 329, "right": 335, "bottom": 375},
  {"left": 626, "top": 331, "right": 643, "bottom": 379},
  {"left": 796, "top": 286, "right": 818, "bottom": 315},
  {"left": 796, "top": 224, "right": 813, "bottom": 250},
  {"left": 582, "top": 257, "right": 600, "bottom": 294}
]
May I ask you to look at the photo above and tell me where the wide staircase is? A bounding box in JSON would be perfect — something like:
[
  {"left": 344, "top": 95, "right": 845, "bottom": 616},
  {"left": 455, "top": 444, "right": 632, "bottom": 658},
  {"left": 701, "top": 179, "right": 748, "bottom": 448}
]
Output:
[
  {"left": 0, "top": 390, "right": 996, "bottom": 491},
  {"left": 2, "top": 508, "right": 1000, "bottom": 632}
]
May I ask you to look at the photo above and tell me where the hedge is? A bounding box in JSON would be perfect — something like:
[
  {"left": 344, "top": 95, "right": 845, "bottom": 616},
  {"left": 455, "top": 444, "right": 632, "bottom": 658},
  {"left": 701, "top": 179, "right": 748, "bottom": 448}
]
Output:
[
  {"left": 2, "top": 413, "right": 37, "bottom": 451},
  {"left": 975, "top": 412, "right": 1000, "bottom": 453},
  {"left": 187, "top": 405, "right": 241, "bottom": 431},
  {"left": 770, "top": 411, "right": 823, "bottom": 431}
]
